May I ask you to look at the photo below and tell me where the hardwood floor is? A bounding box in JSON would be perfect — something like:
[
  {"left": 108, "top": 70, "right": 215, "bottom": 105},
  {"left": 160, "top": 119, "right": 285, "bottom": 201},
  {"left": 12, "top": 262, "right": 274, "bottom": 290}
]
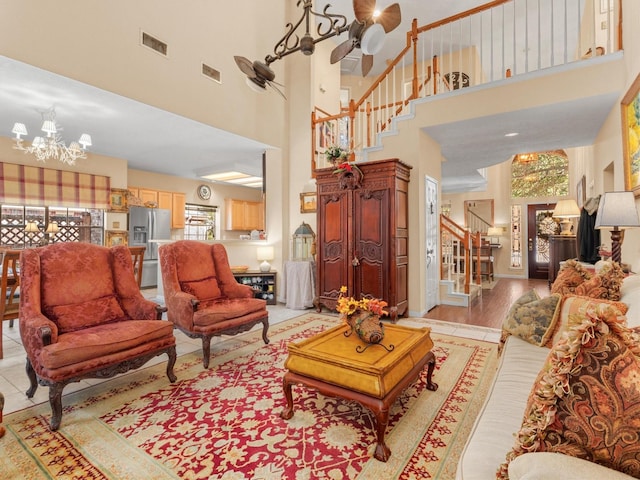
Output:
[{"left": 425, "top": 278, "right": 551, "bottom": 329}]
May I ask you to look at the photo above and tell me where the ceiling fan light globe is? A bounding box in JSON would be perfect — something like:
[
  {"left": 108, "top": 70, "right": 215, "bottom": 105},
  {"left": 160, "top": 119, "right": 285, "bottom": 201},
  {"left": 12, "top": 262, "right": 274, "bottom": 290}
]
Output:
[
  {"left": 245, "top": 76, "right": 267, "bottom": 93},
  {"left": 360, "top": 23, "right": 385, "bottom": 55}
]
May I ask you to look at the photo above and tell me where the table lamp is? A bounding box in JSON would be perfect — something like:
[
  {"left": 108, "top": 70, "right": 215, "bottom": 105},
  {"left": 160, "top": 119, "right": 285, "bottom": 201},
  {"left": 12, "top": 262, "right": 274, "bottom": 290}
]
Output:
[
  {"left": 595, "top": 191, "right": 640, "bottom": 264},
  {"left": 486, "top": 227, "right": 503, "bottom": 246},
  {"left": 24, "top": 220, "right": 39, "bottom": 246},
  {"left": 552, "top": 199, "right": 581, "bottom": 235},
  {"left": 257, "top": 246, "right": 275, "bottom": 272},
  {"left": 45, "top": 221, "right": 59, "bottom": 243}
]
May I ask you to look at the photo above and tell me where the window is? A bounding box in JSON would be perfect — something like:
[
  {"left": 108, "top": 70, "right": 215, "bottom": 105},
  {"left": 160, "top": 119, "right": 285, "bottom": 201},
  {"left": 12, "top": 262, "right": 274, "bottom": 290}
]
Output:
[
  {"left": 511, "top": 150, "right": 569, "bottom": 198},
  {"left": 0, "top": 205, "right": 104, "bottom": 248},
  {"left": 184, "top": 203, "right": 217, "bottom": 241}
]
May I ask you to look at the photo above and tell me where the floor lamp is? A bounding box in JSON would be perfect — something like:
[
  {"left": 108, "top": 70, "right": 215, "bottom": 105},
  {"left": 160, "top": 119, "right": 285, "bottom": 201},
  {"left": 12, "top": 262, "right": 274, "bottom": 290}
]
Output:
[{"left": 595, "top": 191, "right": 640, "bottom": 264}]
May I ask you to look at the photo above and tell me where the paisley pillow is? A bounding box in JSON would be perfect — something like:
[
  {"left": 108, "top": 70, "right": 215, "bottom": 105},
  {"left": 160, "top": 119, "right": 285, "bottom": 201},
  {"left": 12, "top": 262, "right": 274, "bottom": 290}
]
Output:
[{"left": 498, "top": 301, "right": 640, "bottom": 479}]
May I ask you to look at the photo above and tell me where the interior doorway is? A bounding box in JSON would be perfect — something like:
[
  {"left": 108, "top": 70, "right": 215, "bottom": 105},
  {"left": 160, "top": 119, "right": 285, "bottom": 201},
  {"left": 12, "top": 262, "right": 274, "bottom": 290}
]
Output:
[{"left": 527, "top": 203, "right": 558, "bottom": 279}]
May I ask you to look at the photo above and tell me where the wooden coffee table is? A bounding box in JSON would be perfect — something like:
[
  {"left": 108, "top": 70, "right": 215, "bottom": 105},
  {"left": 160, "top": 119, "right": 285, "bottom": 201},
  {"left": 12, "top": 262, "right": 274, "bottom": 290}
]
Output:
[{"left": 280, "top": 323, "right": 438, "bottom": 462}]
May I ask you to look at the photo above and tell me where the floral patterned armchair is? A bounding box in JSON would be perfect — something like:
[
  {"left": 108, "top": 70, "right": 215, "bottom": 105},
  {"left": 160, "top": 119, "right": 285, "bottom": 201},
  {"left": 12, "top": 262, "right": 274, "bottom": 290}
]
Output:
[
  {"left": 159, "top": 240, "right": 269, "bottom": 368},
  {"left": 19, "top": 242, "right": 177, "bottom": 430}
]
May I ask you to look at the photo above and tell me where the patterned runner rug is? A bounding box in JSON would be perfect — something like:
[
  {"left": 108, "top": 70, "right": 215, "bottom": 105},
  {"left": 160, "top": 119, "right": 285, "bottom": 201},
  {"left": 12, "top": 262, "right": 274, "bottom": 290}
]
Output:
[{"left": 0, "top": 313, "right": 498, "bottom": 479}]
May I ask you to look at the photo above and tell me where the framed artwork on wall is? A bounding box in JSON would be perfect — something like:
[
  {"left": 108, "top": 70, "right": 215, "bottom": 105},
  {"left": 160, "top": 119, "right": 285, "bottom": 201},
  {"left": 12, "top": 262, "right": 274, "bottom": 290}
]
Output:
[
  {"left": 106, "top": 230, "right": 128, "bottom": 247},
  {"left": 300, "top": 192, "right": 317, "bottom": 213},
  {"left": 109, "top": 188, "right": 129, "bottom": 212},
  {"left": 622, "top": 73, "right": 640, "bottom": 196}
]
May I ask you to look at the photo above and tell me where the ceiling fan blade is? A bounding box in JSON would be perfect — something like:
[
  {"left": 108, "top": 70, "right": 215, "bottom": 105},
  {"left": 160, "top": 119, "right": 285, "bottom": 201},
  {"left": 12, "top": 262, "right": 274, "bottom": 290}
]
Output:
[
  {"left": 376, "top": 3, "right": 401, "bottom": 33},
  {"left": 234, "top": 56, "right": 257, "bottom": 78},
  {"left": 330, "top": 39, "right": 356, "bottom": 64},
  {"left": 267, "top": 81, "right": 287, "bottom": 100},
  {"left": 361, "top": 54, "right": 374, "bottom": 76},
  {"left": 353, "top": 0, "right": 376, "bottom": 23}
]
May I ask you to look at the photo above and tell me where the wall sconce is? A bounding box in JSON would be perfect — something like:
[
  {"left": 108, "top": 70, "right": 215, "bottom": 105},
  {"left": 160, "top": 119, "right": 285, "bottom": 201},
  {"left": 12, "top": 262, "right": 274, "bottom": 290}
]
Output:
[
  {"left": 257, "top": 246, "right": 275, "bottom": 272},
  {"left": 552, "top": 199, "right": 581, "bottom": 235},
  {"left": 595, "top": 191, "right": 640, "bottom": 264},
  {"left": 486, "top": 227, "right": 503, "bottom": 246}
]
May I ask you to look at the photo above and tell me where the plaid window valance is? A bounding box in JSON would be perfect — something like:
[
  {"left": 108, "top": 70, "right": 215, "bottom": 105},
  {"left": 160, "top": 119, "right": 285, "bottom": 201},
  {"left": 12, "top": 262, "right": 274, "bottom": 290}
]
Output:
[{"left": 0, "top": 162, "right": 110, "bottom": 208}]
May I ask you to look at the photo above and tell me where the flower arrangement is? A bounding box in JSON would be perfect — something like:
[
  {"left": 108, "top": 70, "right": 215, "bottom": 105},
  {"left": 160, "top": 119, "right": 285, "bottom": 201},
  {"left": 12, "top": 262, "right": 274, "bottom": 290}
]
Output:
[
  {"left": 325, "top": 145, "right": 349, "bottom": 162},
  {"left": 336, "top": 286, "right": 388, "bottom": 317}
]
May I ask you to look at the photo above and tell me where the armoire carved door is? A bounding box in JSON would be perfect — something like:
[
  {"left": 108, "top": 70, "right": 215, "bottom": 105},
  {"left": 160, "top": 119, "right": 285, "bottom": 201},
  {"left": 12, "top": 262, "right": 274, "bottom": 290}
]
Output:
[{"left": 314, "top": 158, "right": 411, "bottom": 321}]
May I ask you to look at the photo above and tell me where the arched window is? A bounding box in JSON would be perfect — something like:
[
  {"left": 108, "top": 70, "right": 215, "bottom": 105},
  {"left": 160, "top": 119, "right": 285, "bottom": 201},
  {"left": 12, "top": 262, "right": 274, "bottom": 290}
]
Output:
[{"left": 511, "top": 150, "right": 569, "bottom": 198}]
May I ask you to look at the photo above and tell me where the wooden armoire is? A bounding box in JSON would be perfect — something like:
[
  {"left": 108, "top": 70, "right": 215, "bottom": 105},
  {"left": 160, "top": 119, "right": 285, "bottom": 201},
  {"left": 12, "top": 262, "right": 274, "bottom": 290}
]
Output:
[{"left": 313, "top": 158, "right": 411, "bottom": 321}]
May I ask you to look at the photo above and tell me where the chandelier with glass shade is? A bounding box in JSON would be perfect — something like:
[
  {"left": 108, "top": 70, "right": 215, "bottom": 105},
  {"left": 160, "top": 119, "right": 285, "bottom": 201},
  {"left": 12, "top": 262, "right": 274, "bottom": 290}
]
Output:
[{"left": 11, "top": 108, "right": 92, "bottom": 166}]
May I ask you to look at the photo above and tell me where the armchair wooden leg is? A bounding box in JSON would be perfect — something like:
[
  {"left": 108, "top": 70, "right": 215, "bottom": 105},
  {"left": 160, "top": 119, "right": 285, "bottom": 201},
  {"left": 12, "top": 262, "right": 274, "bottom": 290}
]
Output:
[
  {"left": 25, "top": 358, "right": 38, "bottom": 398},
  {"left": 261, "top": 318, "right": 270, "bottom": 345},
  {"left": 49, "top": 383, "right": 65, "bottom": 431},
  {"left": 0, "top": 391, "right": 5, "bottom": 438},
  {"left": 202, "top": 335, "right": 213, "bottom": 369},
  {"left": 166, "top": 346, "right": 178, "bottom": 383}
]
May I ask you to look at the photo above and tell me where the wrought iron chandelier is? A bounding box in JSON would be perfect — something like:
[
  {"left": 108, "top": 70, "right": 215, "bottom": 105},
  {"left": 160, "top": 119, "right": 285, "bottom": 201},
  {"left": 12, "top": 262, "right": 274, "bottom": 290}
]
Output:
[{"left": 11, "top": 108, "right": 92, "bottom": 166}]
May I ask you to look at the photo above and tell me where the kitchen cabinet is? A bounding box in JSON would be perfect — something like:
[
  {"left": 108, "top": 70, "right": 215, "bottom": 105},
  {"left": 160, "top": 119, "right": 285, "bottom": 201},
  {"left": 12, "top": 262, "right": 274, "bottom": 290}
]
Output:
[
  {"left": 225, "top": 199, "right": 264, "bottom": 231},
  {"left": 138, "top": 188, "right": 158, "bottom": 205},
  {"left": 171, "top": 192, "right": 186, "bottom": 229},
  {"left": 314, "top": 158, "right": 411, "bottom": 321}
]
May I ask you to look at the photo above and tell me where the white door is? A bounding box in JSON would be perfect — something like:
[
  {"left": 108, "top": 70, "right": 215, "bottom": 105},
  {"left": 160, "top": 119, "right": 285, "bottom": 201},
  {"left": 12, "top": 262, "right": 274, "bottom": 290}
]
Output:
[{"left": 425, "top": 176, "right": 439, "bottom": 311}]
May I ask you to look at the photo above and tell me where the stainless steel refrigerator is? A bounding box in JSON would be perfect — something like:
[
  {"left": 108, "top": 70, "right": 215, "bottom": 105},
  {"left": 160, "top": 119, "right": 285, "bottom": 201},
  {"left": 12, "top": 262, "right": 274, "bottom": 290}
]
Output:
[{"left": 128, "top": 206, "right": 171, "bottom": 288}]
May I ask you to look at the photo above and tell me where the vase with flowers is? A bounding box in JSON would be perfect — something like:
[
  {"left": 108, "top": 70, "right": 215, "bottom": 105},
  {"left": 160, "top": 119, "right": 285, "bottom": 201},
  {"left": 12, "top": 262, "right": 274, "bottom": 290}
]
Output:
[
  {"left": 325, "top": 145, "right": 349, "bottom": 167},
  {"left": 336, "top": 286, "right": 393, "bottom": 352}
]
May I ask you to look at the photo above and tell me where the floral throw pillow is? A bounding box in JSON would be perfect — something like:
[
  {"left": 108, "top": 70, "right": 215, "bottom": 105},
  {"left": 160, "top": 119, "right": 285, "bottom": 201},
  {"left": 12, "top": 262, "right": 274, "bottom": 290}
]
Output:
[
  {"left": 497, "top": 301, "right": 640, "bottom": 479},
  {"left": 502, "top": 293, "right": 562, "bottom": 347},
  {"left": 550, "top": 259, "right": 590, "bottom": 296}
]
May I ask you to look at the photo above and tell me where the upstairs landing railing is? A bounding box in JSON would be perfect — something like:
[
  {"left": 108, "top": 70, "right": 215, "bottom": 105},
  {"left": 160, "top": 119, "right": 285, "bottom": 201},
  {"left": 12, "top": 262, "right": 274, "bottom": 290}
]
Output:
[{"left": 312, "top": 0, "right": 622, "bottom": 171}]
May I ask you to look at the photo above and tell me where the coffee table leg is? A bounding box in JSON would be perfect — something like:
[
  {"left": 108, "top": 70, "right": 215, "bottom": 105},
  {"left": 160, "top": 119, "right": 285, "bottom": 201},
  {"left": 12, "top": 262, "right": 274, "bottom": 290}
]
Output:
[
  {"left": 373, "top": 408, "right": 391, "bottom": 462},
  {"left": 280, "top": 373, "right": 295, "bottom": 420},
  {"left": 425, "top": 351, "right": 439, "bottom": 391}
]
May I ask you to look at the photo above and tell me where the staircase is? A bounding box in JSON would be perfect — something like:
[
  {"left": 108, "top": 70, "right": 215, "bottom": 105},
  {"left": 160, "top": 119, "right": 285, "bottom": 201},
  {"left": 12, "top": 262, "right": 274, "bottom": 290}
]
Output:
[{"left": 311, "top": 0, "right": 623, "bottom": 308}]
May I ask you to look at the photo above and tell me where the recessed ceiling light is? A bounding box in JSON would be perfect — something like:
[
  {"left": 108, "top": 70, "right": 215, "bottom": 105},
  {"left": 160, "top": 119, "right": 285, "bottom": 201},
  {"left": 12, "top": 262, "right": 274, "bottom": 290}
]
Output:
[{"left": 505, "top": 132, "right": 519, "bottom": 137}]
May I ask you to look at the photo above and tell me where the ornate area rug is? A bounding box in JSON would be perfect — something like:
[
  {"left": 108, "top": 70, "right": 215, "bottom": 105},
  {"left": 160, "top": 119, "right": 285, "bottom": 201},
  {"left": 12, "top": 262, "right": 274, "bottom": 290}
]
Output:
[{"left": 0, "top": 313, "right": 498, "bottom": 480}]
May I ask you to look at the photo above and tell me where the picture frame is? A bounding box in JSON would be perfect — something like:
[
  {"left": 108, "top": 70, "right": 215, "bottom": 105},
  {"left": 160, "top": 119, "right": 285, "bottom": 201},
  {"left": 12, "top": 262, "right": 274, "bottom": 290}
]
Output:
[
  {"left": 576, "top": 175, "right": 586, "bottom": 209},
  {"left": 300, "top": 192, "right": 317, "bottom": 214},
  {"left": 109, "top": 188, "right": 129, "bottom": 212},
  {"left": 106, "top": 230, "right": 128, "bottom": 247},
  {"left": 622, "top": 73, "right": 640, "bottom": 196}
]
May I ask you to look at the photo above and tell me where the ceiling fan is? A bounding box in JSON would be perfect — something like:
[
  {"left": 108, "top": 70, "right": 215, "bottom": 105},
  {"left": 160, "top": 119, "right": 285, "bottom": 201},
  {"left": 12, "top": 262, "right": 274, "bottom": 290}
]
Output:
[
  {"left": 234, "top": 56, "right": 287, "bottom": 99},
  {"left": 330, "top": 0, "right": 401, "bottom": 76}
]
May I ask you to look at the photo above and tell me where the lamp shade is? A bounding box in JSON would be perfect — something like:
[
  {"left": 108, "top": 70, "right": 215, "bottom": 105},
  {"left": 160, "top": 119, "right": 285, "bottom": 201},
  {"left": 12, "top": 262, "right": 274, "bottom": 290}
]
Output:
[
  {"left": 595, "top": 191, "right": 640, "bottom": 228},
  {"left": 24, "top": 221, "right": 39, "bottom": 233},
  {"left": 486, "top": 227, "right": 503, "bottom": 236},
  {"left": 256, "top": 246, "right": 274, "bottom": 261},
  {"left": 45, "top": 221, "right": 59, "bottom": 233},
  {"left": 552, "top": 199, "right": 580, "bottom": 218}
]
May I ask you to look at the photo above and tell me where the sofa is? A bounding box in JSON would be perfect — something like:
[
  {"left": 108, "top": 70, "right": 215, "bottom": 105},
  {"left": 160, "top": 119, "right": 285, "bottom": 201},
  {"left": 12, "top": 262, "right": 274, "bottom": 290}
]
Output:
[{"left": 457, "top": 261, "right": 640, "bottom": 480}]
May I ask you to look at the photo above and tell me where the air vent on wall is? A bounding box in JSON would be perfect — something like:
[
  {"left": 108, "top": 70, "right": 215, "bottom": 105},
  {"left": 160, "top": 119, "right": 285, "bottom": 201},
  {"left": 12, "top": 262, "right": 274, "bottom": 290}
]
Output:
[
  {"left": 141, "top": 31, "right": 168, "bottom": 56},
  {"left": 202, "top": 63, "right": 221, "bottom": 83}
]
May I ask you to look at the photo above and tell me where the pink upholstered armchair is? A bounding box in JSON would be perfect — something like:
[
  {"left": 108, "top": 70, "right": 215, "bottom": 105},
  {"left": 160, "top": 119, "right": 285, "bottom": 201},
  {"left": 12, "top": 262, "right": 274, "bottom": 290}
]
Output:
[
  {"left": 159, "top": 240, "right": 269, "bottom": 368},
  {"left": 19, "top": 242, "right": 177, "bottom": 430}
]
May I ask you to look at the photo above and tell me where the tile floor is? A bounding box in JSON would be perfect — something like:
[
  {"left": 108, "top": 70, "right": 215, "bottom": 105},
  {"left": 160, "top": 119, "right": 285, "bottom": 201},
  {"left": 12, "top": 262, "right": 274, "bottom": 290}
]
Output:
[{"left": 0, "top": 294, "right": 500, "bottom": 416}]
